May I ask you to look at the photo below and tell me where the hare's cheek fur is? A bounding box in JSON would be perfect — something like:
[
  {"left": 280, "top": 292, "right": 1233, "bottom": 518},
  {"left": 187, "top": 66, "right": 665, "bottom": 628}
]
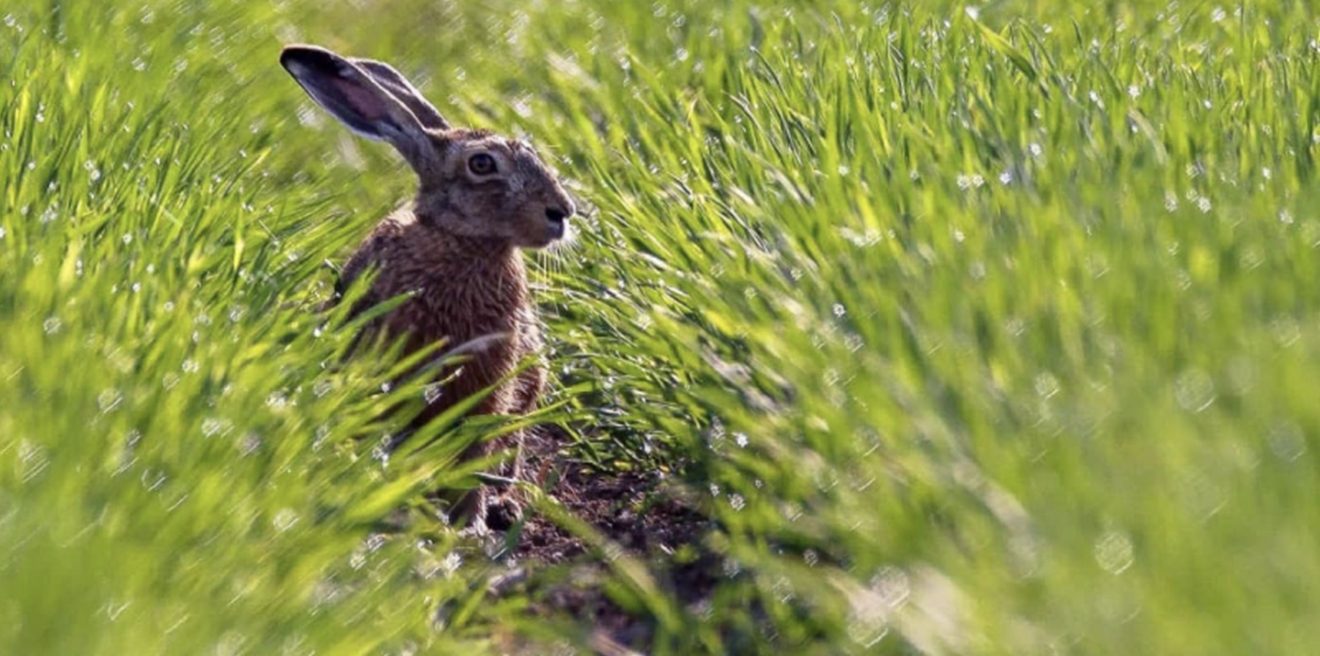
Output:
[{"left": 434, "top": 185, "right": 562, "bottom": 248}]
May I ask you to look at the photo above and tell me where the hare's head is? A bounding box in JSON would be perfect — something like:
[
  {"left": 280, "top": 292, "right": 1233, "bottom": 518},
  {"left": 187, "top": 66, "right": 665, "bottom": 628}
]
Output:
[{"left": 280, "top": 45, "right": 575, "bottom": 248}]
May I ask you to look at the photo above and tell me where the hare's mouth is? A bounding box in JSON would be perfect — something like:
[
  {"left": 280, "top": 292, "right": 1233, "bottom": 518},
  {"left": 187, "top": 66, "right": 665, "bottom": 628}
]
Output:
[{"left": 546, "top": 216, "right": 567, "bottom": 240}]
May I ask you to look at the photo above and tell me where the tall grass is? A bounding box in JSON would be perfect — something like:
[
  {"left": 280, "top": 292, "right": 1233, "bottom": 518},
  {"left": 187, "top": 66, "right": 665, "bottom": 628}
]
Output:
[{"left": 3, "top": 1, "right": 1319, "bottom": 654}]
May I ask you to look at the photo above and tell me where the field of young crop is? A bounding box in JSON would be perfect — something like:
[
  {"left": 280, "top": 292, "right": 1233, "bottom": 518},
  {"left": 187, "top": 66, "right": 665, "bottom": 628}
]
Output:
[{"left": 3, "top": 1, "right": 1319, "bottom": 653}]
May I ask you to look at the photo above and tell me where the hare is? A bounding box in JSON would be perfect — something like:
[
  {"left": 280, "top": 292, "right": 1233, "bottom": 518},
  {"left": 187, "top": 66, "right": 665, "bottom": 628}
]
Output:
[{"left": 280, "top": 45, "right": 575, "bottom": 532}]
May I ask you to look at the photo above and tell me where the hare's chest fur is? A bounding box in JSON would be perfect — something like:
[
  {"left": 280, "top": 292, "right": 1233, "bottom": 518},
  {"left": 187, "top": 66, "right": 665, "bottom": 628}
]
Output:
[{"left": 342, "top": 212, "right": 539, "bottom": 413}]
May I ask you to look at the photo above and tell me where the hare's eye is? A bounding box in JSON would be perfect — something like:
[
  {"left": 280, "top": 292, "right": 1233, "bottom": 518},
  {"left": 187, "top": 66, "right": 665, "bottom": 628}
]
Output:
[{"left": 468, "top": 153, "right": 497, "bottom": 176}]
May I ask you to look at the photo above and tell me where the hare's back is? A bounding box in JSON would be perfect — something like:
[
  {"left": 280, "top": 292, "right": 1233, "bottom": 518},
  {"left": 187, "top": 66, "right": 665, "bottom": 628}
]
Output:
[{"left": 339, "top": 212, "right": 422, "bottom": 292}]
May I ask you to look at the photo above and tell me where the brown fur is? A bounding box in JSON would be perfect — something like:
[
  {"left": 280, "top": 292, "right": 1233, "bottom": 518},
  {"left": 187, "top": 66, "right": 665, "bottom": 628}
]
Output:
[
  {"left": 340, "top": 211, "right": 543, "bottom": 424},
  {"left": 281, "top": 45, "right": 574, "bottom": 531}
]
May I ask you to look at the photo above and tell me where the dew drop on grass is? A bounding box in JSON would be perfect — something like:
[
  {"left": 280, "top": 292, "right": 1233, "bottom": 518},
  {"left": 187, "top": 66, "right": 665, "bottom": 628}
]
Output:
[
  {"left": 441, "top": 552, "right": 462, "bottom": 577},
  {"left": 955, "top": 173, "right": 985, "bottom": 190},
  {"left": 239, "top": 433, "right": 262, "bottom": 456},
  {"left": 102, "top": 598, "right": 130, "bottom": 623},
  {"left": 97, "top": 388, "right": 123, "bottom": 413},
  {"left": 201, "top": 417, "right": 227, "bottom": 437},
  {"left": 18, "top": 440, "right": 50, "bottom": 482},
  {"left": 1034, "top": 372, "right": 1060, "bottom": 399},
  {"left": 43, "top": 316, "right": 61, "bottom": 334},
  {"left": 312, "top": 425, "right": 330, "bottom": 451},
  {"left": 423, "top": 384, "right": 443, "bottom": 404},
  {"left": 1267, "top": 422, "right": 1306, "bottom": 462},
  {"left": 140, "top": 468, "right": 167, "bottom": 492},
  {"left": 266, "top": 392, "right": 287, "bottom": 410},
  {"left": 871, "top": 567, "right": 911, "bottom": 608},
  {"left": 780, "top": 502, "right": 803, "bottom": 522},
  {"left": 721, "top": 558, "right": 741, "bottom": 577},
  {"left": 1094, "top": 531, "right": 1134, "bottom": 574},
  {"left": 845, "top": 333, "right": 864, "bottom": 352},
  {"left": 1174, "top": 369, "right": 1216, "bottom": 412},
  {"left": 1270, "top": 316, "right": 1300, "bottom": 347},
  {"left": 770, "top": 576, "right": 795, "bottom": 603},
  {"left": 272, "top": 509, "right": 298, "bottom": 532}
]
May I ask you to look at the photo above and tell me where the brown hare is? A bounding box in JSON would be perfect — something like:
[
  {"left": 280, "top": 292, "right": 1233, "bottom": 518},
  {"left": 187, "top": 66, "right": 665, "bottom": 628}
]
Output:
[{"left": 280, "top": 44, "right": 574, "bottom": 533}]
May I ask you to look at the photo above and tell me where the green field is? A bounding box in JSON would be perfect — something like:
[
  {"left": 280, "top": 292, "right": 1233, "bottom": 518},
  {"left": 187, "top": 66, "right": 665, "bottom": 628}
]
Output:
[{"left": 3, "top": 1, "right": 1320, "bottom": 653}]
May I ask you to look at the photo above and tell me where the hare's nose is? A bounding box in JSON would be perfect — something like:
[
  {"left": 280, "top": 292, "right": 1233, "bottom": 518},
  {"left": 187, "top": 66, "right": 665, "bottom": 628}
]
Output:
[{"left": 545, "top": 206, "right": 570, "bottom": 223}]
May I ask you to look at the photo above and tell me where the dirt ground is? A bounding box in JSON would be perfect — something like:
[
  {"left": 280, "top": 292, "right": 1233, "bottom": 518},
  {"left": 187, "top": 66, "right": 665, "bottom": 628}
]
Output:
[{"left": 491, "top": 427, "right": 719, "bottom": 652}]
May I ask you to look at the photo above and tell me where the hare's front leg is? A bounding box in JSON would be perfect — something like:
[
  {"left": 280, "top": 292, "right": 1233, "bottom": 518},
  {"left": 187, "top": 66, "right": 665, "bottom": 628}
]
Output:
[
  {"left": 505, "top": 314, "right": 547, "bottom": 478},
  {"left": 456, "top": 358, "right": 539, "bottom": 533},
  {"left": 506, "top": 359, "right": 546, "bottom": 478},
  {"left": 471, "top": 334, "right": 547, "bottom": 532}
]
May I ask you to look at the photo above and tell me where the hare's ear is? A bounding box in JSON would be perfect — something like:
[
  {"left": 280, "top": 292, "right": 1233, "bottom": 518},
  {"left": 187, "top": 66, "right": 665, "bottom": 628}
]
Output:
[
  {"left": 351, "top": 58, "right": 451, "bottom": 131},
  {"left": 280, "top": 45, "right": 438, "bottom": 173}
]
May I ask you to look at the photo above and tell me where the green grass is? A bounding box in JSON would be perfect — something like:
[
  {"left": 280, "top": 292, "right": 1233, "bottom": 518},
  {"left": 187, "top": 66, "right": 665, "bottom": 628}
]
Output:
[{"left": 4, "top": 1, "right": 1320, "bottom": 653}]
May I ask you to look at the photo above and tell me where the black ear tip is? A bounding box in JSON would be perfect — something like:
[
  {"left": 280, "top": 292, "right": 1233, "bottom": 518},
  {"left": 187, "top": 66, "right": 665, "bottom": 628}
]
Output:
[{"left": 280, "top": 44, "right": 342, "bottom": 76}]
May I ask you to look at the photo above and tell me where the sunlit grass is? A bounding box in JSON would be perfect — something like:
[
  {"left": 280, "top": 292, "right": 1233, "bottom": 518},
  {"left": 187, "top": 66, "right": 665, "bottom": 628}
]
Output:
[{"left": 3, "top": 1, "right": 1319, "bottom": 654}]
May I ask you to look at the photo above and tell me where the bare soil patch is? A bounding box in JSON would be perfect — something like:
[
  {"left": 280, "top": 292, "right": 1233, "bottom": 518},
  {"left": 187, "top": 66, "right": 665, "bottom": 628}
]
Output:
[{"left": 493, "top": 427, "right": 720, "bottom": 651}]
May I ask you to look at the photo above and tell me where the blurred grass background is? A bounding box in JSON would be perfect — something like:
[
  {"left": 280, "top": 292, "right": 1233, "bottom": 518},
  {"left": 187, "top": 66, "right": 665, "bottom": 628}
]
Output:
[{"left": 3, "top": 0, "right": 1319, "bottom": 653}]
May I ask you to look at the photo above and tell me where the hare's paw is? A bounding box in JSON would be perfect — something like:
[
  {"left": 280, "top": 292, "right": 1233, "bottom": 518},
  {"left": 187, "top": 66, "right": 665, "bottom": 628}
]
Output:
[
  {"left": 453, "top": 487, "right": 492, "bottom": 537},
  {"left": 483, "top": 492, "right": 524, "bottom": 532}
]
